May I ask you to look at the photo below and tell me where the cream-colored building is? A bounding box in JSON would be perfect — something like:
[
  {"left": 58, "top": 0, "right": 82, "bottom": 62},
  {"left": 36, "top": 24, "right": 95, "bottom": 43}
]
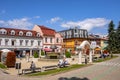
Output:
[{"left": 0, "top": 27, "right": 42, "bottom": 57}]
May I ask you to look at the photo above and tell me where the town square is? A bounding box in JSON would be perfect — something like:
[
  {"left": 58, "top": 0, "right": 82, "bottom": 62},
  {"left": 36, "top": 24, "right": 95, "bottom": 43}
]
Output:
[{"left": 0, "top": 0, "right": 120, "bottom": 80}]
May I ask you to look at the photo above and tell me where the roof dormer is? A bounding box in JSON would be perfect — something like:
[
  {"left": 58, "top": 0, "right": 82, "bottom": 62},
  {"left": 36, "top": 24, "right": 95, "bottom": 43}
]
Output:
[
  {"left": 11, "top": 30, "right": 15, "bottom": 35},
  {"left": 26, "top": 31, "right": 32, "bottom": 36},
  {"left": 36, "top": 32, "right": 40, "bottom": 37},
  {"left": 0, "top": 29, "right": 7, "bottom": 34},
  {"left": 19, "top": 31, "right": 23, "bottom": 36}
]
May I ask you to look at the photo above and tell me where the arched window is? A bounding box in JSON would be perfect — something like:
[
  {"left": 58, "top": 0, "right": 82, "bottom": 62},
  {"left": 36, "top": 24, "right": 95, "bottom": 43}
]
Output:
[
  {"left": 19, "top": 31, "right": 23, "bottom": 36},
  {"left": 26, "top": 31, "right": 32, "bottom": 36},
  {"left": 11, "top": 30, "right": 15, "bottom": 35},
  {"left": 0, "top": 29, "right": 7, "bottom": 34}
]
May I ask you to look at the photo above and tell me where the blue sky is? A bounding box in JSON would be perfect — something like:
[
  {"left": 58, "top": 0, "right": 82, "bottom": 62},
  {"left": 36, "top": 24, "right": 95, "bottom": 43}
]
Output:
[{"left": 0, "top": 0, "right": 120, "bottom": 35}]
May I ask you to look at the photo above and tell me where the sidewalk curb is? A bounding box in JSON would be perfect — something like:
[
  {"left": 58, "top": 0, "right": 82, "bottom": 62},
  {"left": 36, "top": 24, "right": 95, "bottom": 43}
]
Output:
[{"left": 0, "top": 68, "right": 10, "bottom": 74}]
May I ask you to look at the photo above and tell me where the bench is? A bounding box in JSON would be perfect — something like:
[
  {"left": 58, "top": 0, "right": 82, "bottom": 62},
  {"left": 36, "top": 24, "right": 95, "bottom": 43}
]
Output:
[
  {"left": 42, "top": 65, "right": 58, "bottom": 72},
  {"left": 58, "top": 63, "right": 70, "bottom": 68},
  {"left": 22, "top": 67, "right": 41, "bottom": 74}
]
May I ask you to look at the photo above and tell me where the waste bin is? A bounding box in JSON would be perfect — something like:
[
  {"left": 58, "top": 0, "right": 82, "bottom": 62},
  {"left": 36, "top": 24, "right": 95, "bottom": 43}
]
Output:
[{"left": 15, "top": 62, "right": 21, "bottom": 69}]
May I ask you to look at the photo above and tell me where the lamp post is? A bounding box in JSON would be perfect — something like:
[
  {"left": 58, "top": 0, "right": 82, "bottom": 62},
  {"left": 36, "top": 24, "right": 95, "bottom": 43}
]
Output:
[
  {"left": 38, "top": 46, "right": 42, "bottom": 58},
  {"left": 63, "top": 43, "right": 66, "bottom": 57},
  {"left": 76, "top": 46, "right": 82, "bottom": 64}
]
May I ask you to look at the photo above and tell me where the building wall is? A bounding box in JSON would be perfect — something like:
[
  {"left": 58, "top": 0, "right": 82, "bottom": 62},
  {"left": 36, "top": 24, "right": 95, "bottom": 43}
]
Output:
[
  {"left": 33, "top": 25, "right": 63, "bottom": 52},
  {"left": 0, "top": 36, "right": 42, "bottom": 50},
  {"left": 32, "top": 25, "right": 43, "bottom": 36},
  {"left": 59, "top": 27, "right": 88, "bottom": 52}
]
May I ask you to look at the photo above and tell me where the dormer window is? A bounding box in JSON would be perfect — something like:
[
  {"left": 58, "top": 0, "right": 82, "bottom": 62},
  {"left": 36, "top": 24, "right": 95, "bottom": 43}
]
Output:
[
  {"left": 11, "top": 30, "right": 15, "bottom": 35},
  {"left": 19, "top": 31, "right": 23, "bottom": 36},
  {"left": 26, "top": 31, "right": 32, "bottom": 36},
  {"left": 37, "top": 33, "right": 40, "bottom": 37},
  {"left": 0, "top": 29, "right": 7, "bottom": 34}
]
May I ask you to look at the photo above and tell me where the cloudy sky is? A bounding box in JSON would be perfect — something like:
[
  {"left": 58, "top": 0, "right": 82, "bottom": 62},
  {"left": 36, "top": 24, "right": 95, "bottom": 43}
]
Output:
[{"left": 0, "top": 0, "right": 120, "bottom": 35}]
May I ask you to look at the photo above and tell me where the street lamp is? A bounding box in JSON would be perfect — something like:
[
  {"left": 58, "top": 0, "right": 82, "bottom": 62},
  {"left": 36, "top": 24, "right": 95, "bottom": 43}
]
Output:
[{"left": 76, "top": 46, "right": 82, "bottom": 64}]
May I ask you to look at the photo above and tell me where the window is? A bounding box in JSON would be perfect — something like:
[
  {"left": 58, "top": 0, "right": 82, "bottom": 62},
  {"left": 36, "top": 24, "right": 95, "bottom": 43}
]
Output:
[
  {"left": 25, "top": 40, "right": 28, "bottom": 46},
  {"left": 56, "top": 38, "right": 59, "bottom": 43},
  {"left": 11, "top": 30, "right": 15, "bottom": 35},
  {"left": 20, "top": 40, "right": 23, "bottom": 46},
  {"left": 19, "top": 31, "right": 23, "bottom": 36},
  {"left": 37, "top": 33, "right": 40, "bottom": 37},
  {"left": 38, "top": 41, "right": 41, "bottom": 46},
  {"left": 31, "top": 40, "right": 34, "bottom": 46},
  {"left": 11, "top": 40, "right": 15, "bottom": 46},
  {"left": 5, "top": 39, "right": 9, "bottom": 46},
  {"left": 0, "top": 29, "right": 7, "bottom": 34},
  {"left": 50, "top": 38, "right": 52, "bottom": 43},
  {"left": 26, "top": 32, "right": 32, "bottom": 36},
  {"left": 75, "top": 29, "right": 77, "bottom": 33},
  {"left": 0, "top": 39, "right": 2, "bottom": 45},
  {"left": 0, "top": 31, "right": 2, "bottom": 34},
  {"left": 45, "top": 37, "right": 47, "bottom": 43}
]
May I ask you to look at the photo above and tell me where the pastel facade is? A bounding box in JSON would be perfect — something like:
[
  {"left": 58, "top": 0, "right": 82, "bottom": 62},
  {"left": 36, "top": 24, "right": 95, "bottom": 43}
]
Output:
[{"left": 33, "top": 25, "right": 63, "bottom": 52}]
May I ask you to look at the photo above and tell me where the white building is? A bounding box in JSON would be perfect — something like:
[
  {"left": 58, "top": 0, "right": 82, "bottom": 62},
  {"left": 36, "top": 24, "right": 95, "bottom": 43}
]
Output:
[{"left": 0, "top": 27, "right": 42, "bottom": 57}]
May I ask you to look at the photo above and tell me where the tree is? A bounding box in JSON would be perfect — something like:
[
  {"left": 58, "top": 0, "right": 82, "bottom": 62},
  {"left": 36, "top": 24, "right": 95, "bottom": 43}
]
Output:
[
  {"left": 116, "top": 21, "right": 120, "bottom": 53},
  {"left": 65, "top": 51, "right": 71, "bottom": 58},
  {"left": 107, "top": 21, "right": 116, "bottom": 56}
]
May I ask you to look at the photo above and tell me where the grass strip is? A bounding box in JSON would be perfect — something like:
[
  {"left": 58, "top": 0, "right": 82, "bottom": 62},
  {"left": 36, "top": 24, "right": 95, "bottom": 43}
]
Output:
[
  {"left": 94, "top": 55, "right": 118, "bottom": 62},
  {"left": 27, "top": 64, "right": 90, "bottom": 76}
]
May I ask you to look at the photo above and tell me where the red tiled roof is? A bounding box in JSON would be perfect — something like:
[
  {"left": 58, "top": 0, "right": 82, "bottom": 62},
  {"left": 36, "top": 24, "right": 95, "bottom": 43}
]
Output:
[
  {"left": 0, "top": 27, "right": 41, "bottom": 38},
  {"left": 38, "top": 25, "right": 56, "bottom": 37}
]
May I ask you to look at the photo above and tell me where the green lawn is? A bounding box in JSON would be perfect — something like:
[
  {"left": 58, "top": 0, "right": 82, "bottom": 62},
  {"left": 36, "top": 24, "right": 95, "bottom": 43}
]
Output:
[
  {"left": 94, "top": 55, "right": 118, "bottom": 62},
  {"left": 27, "top": 64, "right": 90, "bottom": 76},
  {"left": 0, "top": 63, "right": 7, "bottom": 69}
]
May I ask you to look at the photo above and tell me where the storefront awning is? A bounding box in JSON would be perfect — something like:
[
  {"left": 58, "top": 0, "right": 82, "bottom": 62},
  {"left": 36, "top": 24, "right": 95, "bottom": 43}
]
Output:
[{"left": 44, "top": 48, "right": 52, "bottom": 52}]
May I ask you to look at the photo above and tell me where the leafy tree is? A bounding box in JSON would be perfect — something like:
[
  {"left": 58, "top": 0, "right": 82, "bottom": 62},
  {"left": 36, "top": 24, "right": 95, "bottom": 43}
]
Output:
[{"left": 65, "top": 51, "right": 71, "bottom": 58}]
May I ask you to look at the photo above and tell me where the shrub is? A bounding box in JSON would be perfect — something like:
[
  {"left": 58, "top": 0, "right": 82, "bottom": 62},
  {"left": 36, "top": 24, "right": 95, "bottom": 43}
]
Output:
[
  {"left": 0, "top": 63, "right": 7, "bottom": 69},
  {"left": 65, "top": 51, "right": 71, "bottom": 58},
  {"left": 34, "top": 51, "right": 39, "bottom": 58},
  {"left": 41, "top": 50, "right": 44, "bottom": 56},
  {"left": 6, "top": 51, "right": 16, "bottom": 67}
]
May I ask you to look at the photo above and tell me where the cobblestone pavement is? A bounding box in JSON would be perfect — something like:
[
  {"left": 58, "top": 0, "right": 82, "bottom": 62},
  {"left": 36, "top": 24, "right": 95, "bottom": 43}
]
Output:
[{"left": 0, "top": 54, "right": 120, "bottom": 80}]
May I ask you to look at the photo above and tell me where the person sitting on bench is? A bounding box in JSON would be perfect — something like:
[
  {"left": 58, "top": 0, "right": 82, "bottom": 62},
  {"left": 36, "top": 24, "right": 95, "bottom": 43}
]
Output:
[
  {"left": 30, "top": 61, "right": 36, "bottom": 72},
  {"left": 58, "top": 57, "right": 69, "bottom": 67}
]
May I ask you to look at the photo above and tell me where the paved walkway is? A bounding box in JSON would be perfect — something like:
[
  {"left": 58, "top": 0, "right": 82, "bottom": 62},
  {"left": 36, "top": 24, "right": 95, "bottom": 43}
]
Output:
[{"left": 0, "top": 54, "right": 120, "bottom": 80}]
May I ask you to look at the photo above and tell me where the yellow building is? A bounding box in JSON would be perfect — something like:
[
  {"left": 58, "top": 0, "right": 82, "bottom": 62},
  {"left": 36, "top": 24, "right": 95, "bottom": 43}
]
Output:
[{"left": 59, "top": 27, "right": 88, "bottom": 53}]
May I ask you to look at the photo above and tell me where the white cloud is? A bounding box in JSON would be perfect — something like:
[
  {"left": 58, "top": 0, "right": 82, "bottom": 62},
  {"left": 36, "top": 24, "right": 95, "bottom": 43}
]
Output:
[
  {"left": 33, "top": 16, "right": 40, "bottom": 19},
  {"left": 49, "top": 17, "right": 61, "bottom": 23},
  {"left": 0, "top": 18, "right": 33, "bottom": 29},
  {"left": 61, "top": 18, "right": 110, "bottom": 31}
]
